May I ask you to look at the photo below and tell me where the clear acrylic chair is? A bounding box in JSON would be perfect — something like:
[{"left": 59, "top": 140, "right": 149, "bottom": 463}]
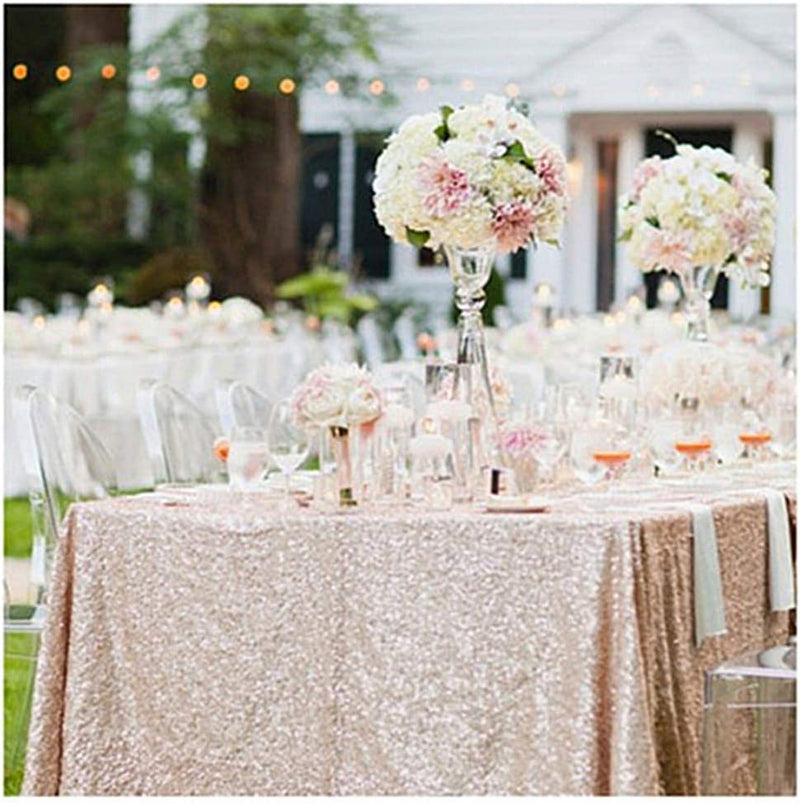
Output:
[
  {"left": 214, "top": 380, "right": 274, "bottom": 436},
  {"left": 7, "top": 384, "right": 117, "bottom": 778},
  {"left": 137, "top": 379, "right": 225, "bottom": 486},
  {"left": 702, "top": 639, "right": 796, "bottom": 795},
  {"left": 357, "top": 314, "right": 388, "bottom": 369}
]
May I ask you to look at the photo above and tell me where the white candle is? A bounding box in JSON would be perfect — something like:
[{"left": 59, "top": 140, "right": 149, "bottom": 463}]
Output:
[{"left": 409, "top": 433, "right": 453, "bottom": 459}]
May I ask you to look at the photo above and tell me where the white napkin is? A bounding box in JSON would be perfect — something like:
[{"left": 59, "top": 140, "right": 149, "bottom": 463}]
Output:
[
  {"left": 762, "top": 489, "right": 795, "bottom": 612},
  {"left": 690, "top": 504, "right": 728, "bottom": 646}
]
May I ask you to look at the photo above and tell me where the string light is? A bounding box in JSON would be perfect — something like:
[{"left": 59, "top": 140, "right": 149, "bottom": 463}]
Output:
[
  {"left": 191, "top": 72, "right": 208, "bottom": 89},
  {"left": 234, "top": 74, "right": 250, "bottom": 91},
  {"left": 505, "top": 82, "right": 520, "bottom": 98},
  {"left": 324, "top": 79, "right": 339, "bottom": 95},
  {"left": 691, "top": 82, "right": 704, "bottom": 97},
  {"left": 369, "top": 79, "right": 385, "bottom": 95},
  {"left": 101, "top": 63, "right": 116, "bottom": 80},
  {"left": 12, "top": 63, "right": 28, "bottom": 80},
  {"left": 145, "top": 66, "right": 160, "bottom": 81},
  {"left": 416, "top": 77, "right": 430, "bottom": 91},
  {"left": 460, "top": 78, "right": 474, "bottom": 92},
  {"left": 55, "top": 65, "right": 71, "bottom": 82},
  {"left": 552, "top": 82, "right": 567, "bottom": 98},
  {"left": 279, "top": 77, "right": 295, "bottom": 94},
  {"left": 646, "top": 84, "right": 659, "bottom": 98}
]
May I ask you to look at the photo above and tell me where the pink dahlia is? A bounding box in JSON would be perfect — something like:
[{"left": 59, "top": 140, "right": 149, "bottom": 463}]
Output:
[
  {"left": 630, "top": 156, "right": 662, "bottom": 202},
  {"left": 722, "top": 206, "right": 757, "bottom": 254},
  {"left": 534, "top": 147, "right": 567, "bottom": 197},
  {"left": 641, "top": 229, "right": 693, "bottom": 275},
  {"left": 492, "top": 201, "right": 536, "bottom": 253},
  {"left": 417, "top": 154, "right": 472, "bottom": 217}
]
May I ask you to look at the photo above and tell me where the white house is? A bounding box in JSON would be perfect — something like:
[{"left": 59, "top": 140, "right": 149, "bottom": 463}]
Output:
[{"left": 131, "top": 3, "right": 796, "bottom": 322}]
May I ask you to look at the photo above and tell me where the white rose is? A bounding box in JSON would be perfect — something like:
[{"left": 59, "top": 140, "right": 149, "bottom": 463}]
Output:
[
  {"left": 299, "top": 384, "right": 346, "bottom": 426},
  {"left": 345, "top": 384, "right": 382, "bottom": 424}
]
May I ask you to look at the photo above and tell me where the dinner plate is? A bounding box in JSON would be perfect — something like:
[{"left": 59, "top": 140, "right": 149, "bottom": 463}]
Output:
[{"left": 483, "top": 496, "right": 550, "bottom": 514}]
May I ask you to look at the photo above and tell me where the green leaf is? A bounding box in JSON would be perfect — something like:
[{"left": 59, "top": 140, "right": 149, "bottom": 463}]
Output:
[
  {"left": 645, "top": 216, "right": 660, "bottom": 229},
  {"left": 501, "top": 140, "right": 535, "bottom": 171},
  {"left": 405, "top": 227, "right": 430, "bottom": 248},
  {"left": 716, "top": 171, "right": 733, "bottom": 183},
  {"left": 618, "top": 229, "right": 633, "bottom": 243},
  {"left": 543, "top": 238, "right": 561, "bottom": 248},
  {"left": 433, "top": 105, "right": 454, "bottom": 142}
]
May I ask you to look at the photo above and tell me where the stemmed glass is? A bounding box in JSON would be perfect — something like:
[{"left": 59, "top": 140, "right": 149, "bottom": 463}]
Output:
[
  {"left": 268, "top": 399, "right": 310, "bottom": 509},
  {"left": 570, "top": 416, "right": 633, "bottom": 488},
  {"left": 530, "top": 422, "right": 565, "bottom": 493},
  {"left": 227, "top": 426, "right": 271, "bottom": 491}
]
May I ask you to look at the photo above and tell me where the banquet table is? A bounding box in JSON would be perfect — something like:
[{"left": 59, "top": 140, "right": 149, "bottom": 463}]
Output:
[{"left": 23, "top": 465, "right": 795, "bottom": 796}]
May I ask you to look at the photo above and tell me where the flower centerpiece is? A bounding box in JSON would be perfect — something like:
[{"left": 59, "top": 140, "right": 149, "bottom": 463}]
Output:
[
  {"left": 619, "top": 137, "right": 777, "bottom": 342},
  {"left": 373, "top": 94, "right": 568, "bottom": 414},
  {"left": 291, "top": 363, "right": 383, "bottom": 506}
]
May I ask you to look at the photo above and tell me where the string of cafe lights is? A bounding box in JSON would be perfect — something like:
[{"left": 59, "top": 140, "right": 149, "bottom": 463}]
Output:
[
  {"left": 9, "top": 62, "right": 529, "bottom": 98},
  {"left": 10, "top": 62, "right": 755, "bottom": 98}
]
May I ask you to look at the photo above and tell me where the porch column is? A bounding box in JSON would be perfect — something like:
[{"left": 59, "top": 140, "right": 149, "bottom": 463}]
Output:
[
  {"left": 564, "top": 121, "right": 597, "bottom": 313},
  {"left": 770, "top": 110, "right": 796, "bottom": 323},
  {"left": 614, "top": 125, "right": 644, "bottom": 305},
  {"left": 527, "top": 113, "right": 569, "bottom": 312},
  {"left": 730, "top": 125, "right": 763, "bottom": 321},
  {"left": 338, "top": 129, "right": 356, "bottom": 271}
]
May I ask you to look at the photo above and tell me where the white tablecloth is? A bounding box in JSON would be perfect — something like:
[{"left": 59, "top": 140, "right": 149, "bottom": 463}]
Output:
[{"left": 4, "top": 338, "right": 312, "bottom": 496}]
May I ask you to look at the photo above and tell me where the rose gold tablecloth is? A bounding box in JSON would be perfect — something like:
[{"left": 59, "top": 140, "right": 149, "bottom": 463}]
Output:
[{"left": 22, "top": 469, "right": 795, "bottom": 795}]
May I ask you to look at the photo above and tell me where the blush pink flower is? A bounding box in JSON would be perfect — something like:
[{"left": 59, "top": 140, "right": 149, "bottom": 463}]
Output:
[
  {"left": 534, "top": 147, "right": 567, "bottom": 197},
  {"left": 630, "top": 156, "right": 662, "bottom": 202},
  {"left": 492, "top": 201, "right": 536, "bottom": 253},
  {"left": 722, "top": 206, "right": 757, "bottom": 253},
  {"left": 641, "top": 229, "right": 693, "bottom": 275},
  {"left": 417, "top": 154, "right": 472, "bottom": 217}
]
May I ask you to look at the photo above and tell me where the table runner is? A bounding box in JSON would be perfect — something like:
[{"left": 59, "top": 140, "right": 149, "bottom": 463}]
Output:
[{"left": 23, "top": 474, "right": 794, "bottom": 795}]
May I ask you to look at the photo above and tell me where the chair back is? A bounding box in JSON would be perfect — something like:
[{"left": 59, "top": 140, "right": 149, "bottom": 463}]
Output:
[
  {"left": 215, "top": 380, "right": 274, "bottom": 435},
  {"left": 137, "top": 379, "right": 223, "bottom": 485},
  {"left": 357, "top": 314, "right": 387, "bottom": 368},
  {"left": 11, "top": 384, "right": 116, "bottom": 608},
  {"left": 393, "top": 312, "right": 419, "bottom": 361}
]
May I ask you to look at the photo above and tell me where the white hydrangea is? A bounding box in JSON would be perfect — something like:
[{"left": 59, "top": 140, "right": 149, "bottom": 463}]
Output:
[
  {"left": 619, "top": 142, "right": 777, "bottom": 288},
  {"left": 373, "top": 94, "right": 568, "bottom": 255}
]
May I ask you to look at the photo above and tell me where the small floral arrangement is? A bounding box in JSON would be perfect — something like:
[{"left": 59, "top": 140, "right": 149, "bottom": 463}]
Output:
[
  {"left": 373, "top": 94, "right": 568, "bottom": 254},
  {"left": 290, "top": 363, "right": 383, "bottom": 428},
  {"left": 619, "top": 138, "right": 777, "bottom": 288},
  {"left": 498, "top": 423, "right": 550, "bottom": 457}
]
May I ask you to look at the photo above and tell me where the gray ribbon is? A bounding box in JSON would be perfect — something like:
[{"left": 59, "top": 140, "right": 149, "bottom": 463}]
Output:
[
  {"left": 690, "top": 504, "right": 728, "bottom": 646},
  {"left": 762, "top": 488, "right": 795, "bottom": 612}
]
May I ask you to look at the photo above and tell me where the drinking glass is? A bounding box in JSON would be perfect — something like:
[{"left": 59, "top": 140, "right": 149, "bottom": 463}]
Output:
[
  {"left": 738, "top": 409, "right": 773, "bottom": 462},
  {"left": 227, "top": 426, "right": 270, "bottom": 491},
  {"left": 530, "top": 422, "right": 565, "bottom": 492},
  {"left": 766, "top": 402, "right": 796, "bottom": 459},
  {"left": 649, "top": 417, "right": 684, "bottom": 477},
  {"left": 268, "top": 400, "right": 310, "bottom": 508},
  {"left": 570, "top": 417, "right": 633, "bottom": 486}
]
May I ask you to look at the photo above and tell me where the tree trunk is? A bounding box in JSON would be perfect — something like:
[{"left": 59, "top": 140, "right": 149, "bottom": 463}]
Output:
[
  {"left": 65, "top": 5, "right": 128, "bottom": 131},
  {"left": 200, "top": 91, "right": 302, "bottom": 308}
]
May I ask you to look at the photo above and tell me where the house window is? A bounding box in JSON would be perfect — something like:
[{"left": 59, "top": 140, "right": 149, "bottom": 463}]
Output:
[
  {"left": 301, "top": 133, "right": 340, "bottom": 263},
  {"left": 643, "top": 126, "right": 733, "bottom": 309},
  {"left": 354, "top": 132, "right": 391, "bottom": 279},
  {"left": 596, "top": 139, "right": 619, "bottom": 312}
]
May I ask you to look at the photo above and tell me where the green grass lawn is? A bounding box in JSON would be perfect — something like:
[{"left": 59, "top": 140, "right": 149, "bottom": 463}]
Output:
[{"left": 4, "top": 498, "right": 34, "bottom": 796}]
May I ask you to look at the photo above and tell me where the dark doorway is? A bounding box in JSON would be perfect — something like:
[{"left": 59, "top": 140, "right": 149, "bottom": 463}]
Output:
[
  {"left": 596, "top": 139, "right": 619, "bottom": 311},
  {"left": 510, "top": 249, "right": 527, "bottom": 280},
  {"left": 354, "top": 132, "right": 391, "bottom": 279},
  {"left": 301, "top": 133, "right": 340, "bottom": 263},
  {"left": 643, "top": 126, "right": 733, "bottom": 309}
]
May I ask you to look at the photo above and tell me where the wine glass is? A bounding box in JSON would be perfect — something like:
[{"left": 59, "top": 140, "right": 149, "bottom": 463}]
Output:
[
  {"left": 530, "top": 422, "right": 565, "bottom": 493},
  {"left": 766, "top": 402, "right": 796, "bottom": 460},
  {"left": 268, "top": 400, "right": 310, "bottom": 509},
  {"left": 227, "top": 427, "right": 271, "bottom": 491}
]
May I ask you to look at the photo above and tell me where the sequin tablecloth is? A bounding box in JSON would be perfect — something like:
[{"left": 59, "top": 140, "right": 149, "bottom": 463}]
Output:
[{"left": 23, "top": 466, "right": 795, "bottom": 795}]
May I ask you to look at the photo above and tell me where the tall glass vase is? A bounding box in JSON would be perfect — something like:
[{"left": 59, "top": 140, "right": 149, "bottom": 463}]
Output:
[
  {"left": 443, "top": 243, "right": 496, "bottom": 417},
  {"left": 680, "top": 265, "right": 719, "bottom": 342},
  {"left": 329, "top": 425, "right": 356, "bottom": 507}
]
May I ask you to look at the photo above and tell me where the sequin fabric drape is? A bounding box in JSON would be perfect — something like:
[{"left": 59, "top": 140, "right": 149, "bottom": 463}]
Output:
[{"left": 23, "top": 471, "right": 794, "bottom": 795}]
